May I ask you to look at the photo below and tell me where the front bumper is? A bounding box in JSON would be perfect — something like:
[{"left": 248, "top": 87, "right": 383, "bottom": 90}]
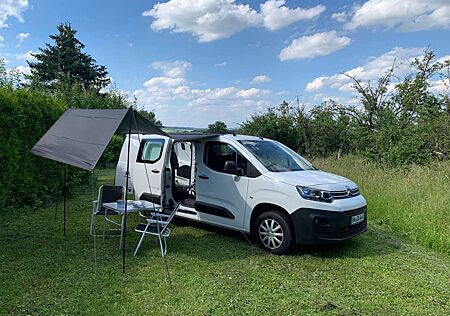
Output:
[{"left": 290, "top": 206, "right": 367, "bottom": 245}]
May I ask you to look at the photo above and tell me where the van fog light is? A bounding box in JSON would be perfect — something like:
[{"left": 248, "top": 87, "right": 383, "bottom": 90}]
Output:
[{"left": 296, "top": 186, "right": 333, "bottom": 203}]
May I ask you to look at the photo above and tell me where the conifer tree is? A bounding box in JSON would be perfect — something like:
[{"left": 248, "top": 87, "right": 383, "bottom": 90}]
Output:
[{"left": 28, "top": 23, "right": 110, "bottom": 90}]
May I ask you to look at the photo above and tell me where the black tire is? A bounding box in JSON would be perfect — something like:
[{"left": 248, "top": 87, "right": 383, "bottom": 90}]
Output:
[{"left": 254, "top": 211, "right": 294, "bottom": 255}]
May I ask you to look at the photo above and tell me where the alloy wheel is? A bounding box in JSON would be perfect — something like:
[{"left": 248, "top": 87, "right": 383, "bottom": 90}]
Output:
[{"left": 258, "top": 218, "right": 284, "bottom": 249}]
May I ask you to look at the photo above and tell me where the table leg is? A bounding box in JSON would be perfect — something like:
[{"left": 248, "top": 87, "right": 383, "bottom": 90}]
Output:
[{"left": 119, "top": 212, "right": 125, "bottom": 250}]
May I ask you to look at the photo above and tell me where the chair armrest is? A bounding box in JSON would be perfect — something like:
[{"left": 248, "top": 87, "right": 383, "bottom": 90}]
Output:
[
  {"left": 92, "top": 200, "right": 98, "bottom": 213},
  {"left": 146, "top": 219, "right": 169, "bottom": 225},
  {"left": 149, "top": 212, "right": 170, "bottom": 218}
]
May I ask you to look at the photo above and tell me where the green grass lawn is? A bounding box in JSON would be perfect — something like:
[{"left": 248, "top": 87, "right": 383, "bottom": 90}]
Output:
[
  {"left": 1, "top": 169, "right": 449, "bottom": 315},
  {"left": 313, "top": 156, "right": 450, "bottom": 255}
]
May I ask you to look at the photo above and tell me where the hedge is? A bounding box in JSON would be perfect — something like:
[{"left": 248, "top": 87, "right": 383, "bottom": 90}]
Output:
[{"left": 0, "top": 88, "right": 89, "bottom": 210}]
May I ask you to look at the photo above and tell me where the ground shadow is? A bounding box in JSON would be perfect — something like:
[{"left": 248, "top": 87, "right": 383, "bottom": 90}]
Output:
[{"left": 162, "top": 218, "right": 402, "bottom": 261}]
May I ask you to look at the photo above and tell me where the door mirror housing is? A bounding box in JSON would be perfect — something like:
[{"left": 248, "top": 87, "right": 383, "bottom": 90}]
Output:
[{"left": 223, "top": 161, "right": 244, "bottom": 176}]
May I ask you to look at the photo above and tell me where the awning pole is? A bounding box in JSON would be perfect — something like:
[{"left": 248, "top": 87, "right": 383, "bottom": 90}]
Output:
[
  {"left": 122, "top": 110, "right": 132, "bottom": 274},
  {"left": 54, "top": 165, "right": 64, "bottom": 221},
  {"left": 63, "top": 163, "right": 67, "bottom": 236}
]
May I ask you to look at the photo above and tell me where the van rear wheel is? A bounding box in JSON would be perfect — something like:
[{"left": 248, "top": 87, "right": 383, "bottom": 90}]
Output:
[{"left": 254, "top": 211, "right": 294, "bottom": 255}]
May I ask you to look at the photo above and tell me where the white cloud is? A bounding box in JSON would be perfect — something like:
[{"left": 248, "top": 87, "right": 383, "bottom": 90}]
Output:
[
  {"left": 15, "top": 50, "right": 35, "bottom": 61},
  {"left": 251, "top": 75, "right": 271, "bottom": 84},
  {"left": 437, "top": 55, "right": 450, "bottom": 64},
  {"left": 305, "top": 47, "right": 427, "bottom": 93},
  {"left": 331, "top": 11, "right": 349, "bottom": 23},
  {"left": 16, "top": 32, "right": 28, "bottom": 42},
  {"left": 151, "top": 60, "right": 192, "bottom": 78},
  {"left": 214, "top": 61, "right": 227, "bottom": 67},
  {"left": 133, "top": 59, "right": 272, "bottom": 126},
  {"left": 429, "top": 79, "right": 449, "bottom": 94},
  {"left": 143, "top": 76, "right": 187, "bottom": 89},
  {"left": 260, "top": 0, "right": 325, "bottom": 31},
  {"left": 12, "top": 65, "right": 30, "bottom": 76},
  {"left": 0, "top": 0, "right": 29, "bottom": 28},
  {"left": 279, "top": 30, "right": 351, "bottom": 61},
  {"left": 144, "top": 0, "right": 260, "bottom": 42},
  {"left": 346, "top": 0, "right": 450, "bottom": 32},
  {"left": 236, "top": 87, "right": 267, "bottom": 98},
  {"left": 143, "top": 0, "right": 326, "bottom": 42},
  {"left": 313, "top": 93, "right": 341, "bottom": 103},
  {"left": 305, "top": 76, "right": 328, "bottom": 92}
]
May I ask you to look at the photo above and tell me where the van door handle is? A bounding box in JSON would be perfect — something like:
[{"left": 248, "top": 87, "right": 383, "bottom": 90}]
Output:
[
  {"left": 151, "top": 169, "right": 160, "bottom": 174},
  {"left": 198, "top": 175, "right": 209, "bottom": 180}
]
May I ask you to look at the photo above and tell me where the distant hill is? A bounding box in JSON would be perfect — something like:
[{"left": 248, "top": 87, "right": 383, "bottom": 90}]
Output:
[{"left": 162, "top": 126, "right": 207, "bottom": 134}]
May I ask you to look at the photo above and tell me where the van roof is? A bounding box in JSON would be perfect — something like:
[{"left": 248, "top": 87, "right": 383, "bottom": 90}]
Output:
[
  {"left": 222, "top": 134, "right": 268, "bottom": 141},
  {"left": 129, "top": 133, "right": 272, "bottom": 142}
]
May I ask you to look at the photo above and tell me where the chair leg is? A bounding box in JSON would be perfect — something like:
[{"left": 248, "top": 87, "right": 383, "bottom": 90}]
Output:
[
  {"left": 102, "top": 213, "right": 107, "bottom": 239},
  {"left": 93, "top": 229, "right": 97, "bottom": 265},
  {"left": 134, "top": 225, "right": 148, "bottom": 256},
  {"left": 90, "top": 213, "right": 96, "bottom": 236},
  {"left": 158, "top": 235, "right": 165, "bottom": 257},
  {"left": 163, "top": 236, "right": 167, "bottom": 256}
]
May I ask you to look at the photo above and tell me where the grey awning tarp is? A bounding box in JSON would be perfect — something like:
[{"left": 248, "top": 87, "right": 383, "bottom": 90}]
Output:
[
  {"left": 31, "top": 108, "right": 168, "bottom": 171},
  {"left": 168, "top": 133, "right": 220, "bottom": 142}
]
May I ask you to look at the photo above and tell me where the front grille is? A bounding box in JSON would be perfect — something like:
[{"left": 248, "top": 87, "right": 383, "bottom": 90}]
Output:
[
  {"left": 317, "top": 221, "right": 367, "bottom": 239},
  {"left": 315, "top": 219, "right": 333, "bottom": 235},
  {"left": 343, "top": 206, "right": 367, "bottom": 217},
  {"left": 331, "top": 187, "right": 360, "bottom": 199},
  {"left": 315, "top": 206, "right": 367, "bottom": 239}
]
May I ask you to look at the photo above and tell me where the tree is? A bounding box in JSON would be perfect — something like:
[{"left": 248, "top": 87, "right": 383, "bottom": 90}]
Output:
[
  {"left": 0, "top": 58, "right": 20, "bottom": 88},
  {"left": 336, "top": 50, "right": 449, "bottom": 164},
  {"left": 28, "top": 23, "right": 110, "bottom": 90},
  {"left": 207, "top": 121, "right": 228, "bottom": 134},
  {"left": 138, "top": 108, "right": 163, "bottom": 127},
  {"left": 239, "top": 101, "right": 308, "bottom": 154}
]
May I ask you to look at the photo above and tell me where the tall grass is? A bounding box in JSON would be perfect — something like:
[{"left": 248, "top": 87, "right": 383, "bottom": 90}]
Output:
[{"left": 313, "top": 156, "right": 450, "bottom": 255}]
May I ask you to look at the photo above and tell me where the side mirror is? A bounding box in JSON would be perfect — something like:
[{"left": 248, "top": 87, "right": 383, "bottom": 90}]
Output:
[{"left": 223, "top": 161, "right": 244, "bottom": 176}]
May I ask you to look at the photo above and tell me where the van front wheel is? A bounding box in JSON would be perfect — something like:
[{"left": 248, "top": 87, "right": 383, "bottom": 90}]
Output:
[{"left": 254, "top": 211, "right": 294, "bottom": 254}]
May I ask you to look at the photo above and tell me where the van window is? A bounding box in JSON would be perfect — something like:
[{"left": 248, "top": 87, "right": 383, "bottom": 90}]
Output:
[
  {"left": 137, "top": 139, "right": 165, "bottom": 163},
  {"left": 204, "top": 141, "right": 249, "bottom": 174},
  {"left": 240, "top": 140, "right": 315, "bottom": 172}
]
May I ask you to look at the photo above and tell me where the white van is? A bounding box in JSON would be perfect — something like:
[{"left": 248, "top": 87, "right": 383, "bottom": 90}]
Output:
[{"left": 116, "top": 133, "right": 367, "bottom": 254}]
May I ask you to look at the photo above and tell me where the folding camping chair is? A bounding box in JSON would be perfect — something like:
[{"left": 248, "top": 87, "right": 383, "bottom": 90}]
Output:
[
  {"left": 90, "top": 185, "right": 126, "bottom": 237},
  {"left": 134, "top": 202, "right": 181, "bottom": 257}
]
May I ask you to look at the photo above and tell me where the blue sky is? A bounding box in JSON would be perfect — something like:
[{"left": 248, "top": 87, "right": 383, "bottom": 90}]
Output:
[{"left": 1, "top": 0, "right": 449, "bottom": 127}]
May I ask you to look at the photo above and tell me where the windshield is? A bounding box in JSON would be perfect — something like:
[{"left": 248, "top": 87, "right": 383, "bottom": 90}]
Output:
[{"left": 240, "top": 140, "right": 315, "bottom": 172}]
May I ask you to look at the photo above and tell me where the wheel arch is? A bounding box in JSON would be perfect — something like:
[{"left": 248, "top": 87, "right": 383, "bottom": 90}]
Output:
[{"left": 250, "top": 203, "right": 295, "bottom": 237}]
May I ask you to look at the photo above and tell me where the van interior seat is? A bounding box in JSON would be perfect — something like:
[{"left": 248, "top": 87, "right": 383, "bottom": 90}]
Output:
[{"left": 177, "top": 165, "right": 191, "bottom": 179}]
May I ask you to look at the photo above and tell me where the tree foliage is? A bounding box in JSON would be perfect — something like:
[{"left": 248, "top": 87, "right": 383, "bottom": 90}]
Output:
[
  {"left": 239, "top": 100, "right": 350, "bottom": 158},
  {"left": 138, "top": 108, "right": 163, "bottom": 127},
  {"left": 207, "top": 121, "right": 228, "bottom": 134},
  {"left": 28, "top": 23, "right": 110, "bottom": 90},
  {"left": 239, "top": 51, "right": 449, "bottom": 166},
  {"left": 0, "top": 87, "right": 88, "bottom": 209}
]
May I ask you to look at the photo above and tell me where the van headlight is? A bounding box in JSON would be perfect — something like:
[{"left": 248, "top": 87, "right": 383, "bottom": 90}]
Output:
[{"left": 296, "top": 186, "right": 333, "bottom": 203}]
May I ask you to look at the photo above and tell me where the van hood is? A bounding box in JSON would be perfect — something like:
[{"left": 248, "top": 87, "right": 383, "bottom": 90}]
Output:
[{"left": 264, "top": 170, "right": 356, "bottom": 190}]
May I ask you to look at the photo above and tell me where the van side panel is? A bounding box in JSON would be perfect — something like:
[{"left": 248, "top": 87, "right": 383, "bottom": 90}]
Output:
[
  {"left": 243, "top": 174, "right": 297, "bottom": 232},
  {"left": 115, "top": 135, "right": 140, "bottom": 194}
]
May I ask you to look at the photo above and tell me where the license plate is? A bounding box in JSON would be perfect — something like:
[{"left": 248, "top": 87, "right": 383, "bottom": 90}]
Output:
[{"left": 350, "top": 213, "right": 364, "bottom": 225}]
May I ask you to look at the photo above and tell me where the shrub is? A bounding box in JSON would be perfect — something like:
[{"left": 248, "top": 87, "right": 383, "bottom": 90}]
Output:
[{"left": 0, "top": 88, "right": 89, "bottom": 210}]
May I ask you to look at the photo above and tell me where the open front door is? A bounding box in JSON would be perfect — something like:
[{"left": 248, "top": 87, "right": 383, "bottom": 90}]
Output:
[
  {"left": 195, "top": 141, "right": 249, "bottom": 230},
  {"left": 132, "top": 136, "right": 169, "bottom": 204}
]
